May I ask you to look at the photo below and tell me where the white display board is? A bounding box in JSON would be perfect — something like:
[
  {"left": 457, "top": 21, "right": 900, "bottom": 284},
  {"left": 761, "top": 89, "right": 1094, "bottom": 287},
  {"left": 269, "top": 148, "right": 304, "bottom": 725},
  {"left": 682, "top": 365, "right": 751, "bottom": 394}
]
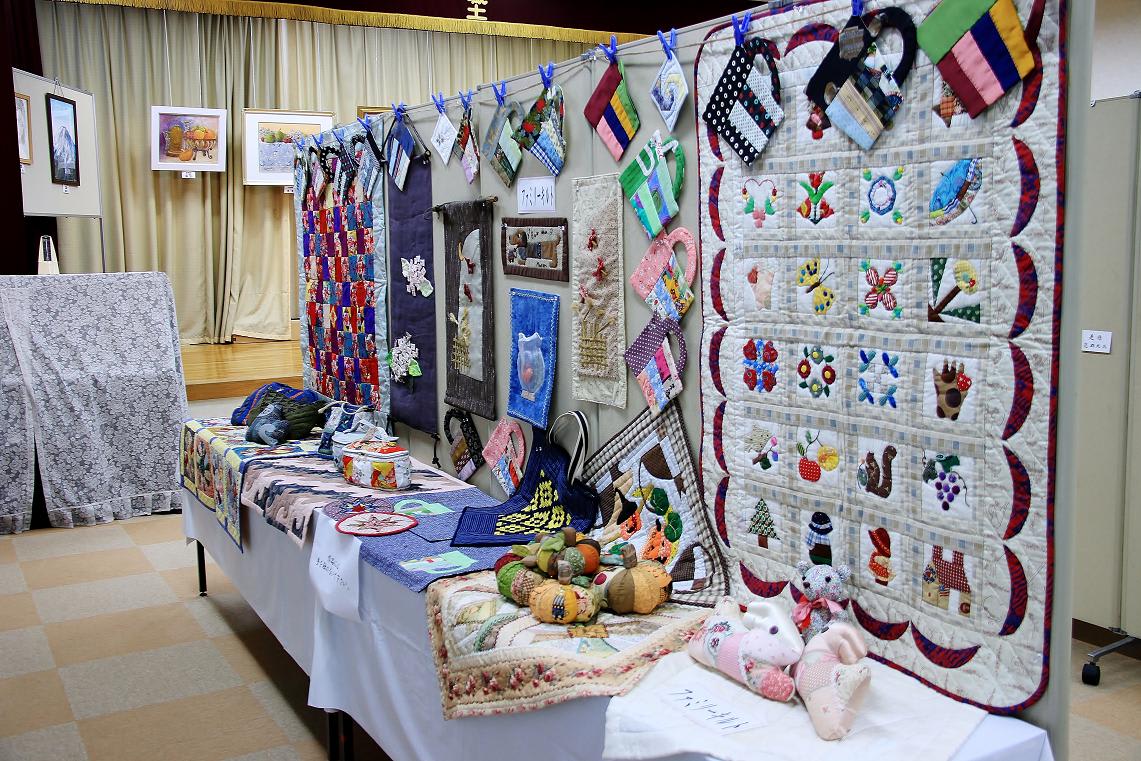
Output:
[{"left": 14, "top": 68, "right": 102, "bottom": 218}]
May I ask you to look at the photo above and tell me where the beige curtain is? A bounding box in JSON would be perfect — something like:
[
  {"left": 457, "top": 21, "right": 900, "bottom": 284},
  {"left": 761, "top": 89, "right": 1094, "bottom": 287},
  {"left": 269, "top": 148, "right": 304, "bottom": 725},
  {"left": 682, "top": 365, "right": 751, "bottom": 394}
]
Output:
[{"left": 36, "top": 1, "right": 585, "bottom": 342}]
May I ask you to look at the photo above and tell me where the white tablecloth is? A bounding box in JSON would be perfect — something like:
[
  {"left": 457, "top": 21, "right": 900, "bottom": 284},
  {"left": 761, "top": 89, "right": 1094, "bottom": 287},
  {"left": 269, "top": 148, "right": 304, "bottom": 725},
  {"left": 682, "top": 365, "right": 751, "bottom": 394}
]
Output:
[{"left": 182, "top": 490, "right": 1053, "bottom": 761}]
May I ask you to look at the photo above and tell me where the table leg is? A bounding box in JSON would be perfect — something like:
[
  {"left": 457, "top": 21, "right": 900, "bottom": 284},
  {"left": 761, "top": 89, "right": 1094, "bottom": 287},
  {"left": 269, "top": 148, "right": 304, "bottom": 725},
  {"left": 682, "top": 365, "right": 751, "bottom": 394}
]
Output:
[
  {"left": 326, "top": 711, "right": 339, "bottom": 761},
  {"left": 196, "top": 541, "right": 208, "bottom": 597},
  {"left": 340, "top": 712, "right": 355, "bottom": 761}
]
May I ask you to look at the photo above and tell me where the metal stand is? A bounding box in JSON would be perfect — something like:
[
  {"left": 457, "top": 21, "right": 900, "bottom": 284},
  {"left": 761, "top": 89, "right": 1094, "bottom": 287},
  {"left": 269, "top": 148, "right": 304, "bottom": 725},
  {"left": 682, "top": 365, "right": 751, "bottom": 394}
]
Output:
[
  {"left": 1082, "top": 629, "right": 1139, "bottom": 686},
  {"left": 196, "top": 541, "right": 208, "bottom": 597}
]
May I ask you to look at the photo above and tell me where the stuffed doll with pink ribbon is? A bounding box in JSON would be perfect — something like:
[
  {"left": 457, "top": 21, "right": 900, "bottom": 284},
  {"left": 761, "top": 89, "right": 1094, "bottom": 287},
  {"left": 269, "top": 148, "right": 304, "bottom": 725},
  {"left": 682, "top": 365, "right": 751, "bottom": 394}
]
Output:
[{"left": 792, "top": 560, "right": 851, "bottom": 641}]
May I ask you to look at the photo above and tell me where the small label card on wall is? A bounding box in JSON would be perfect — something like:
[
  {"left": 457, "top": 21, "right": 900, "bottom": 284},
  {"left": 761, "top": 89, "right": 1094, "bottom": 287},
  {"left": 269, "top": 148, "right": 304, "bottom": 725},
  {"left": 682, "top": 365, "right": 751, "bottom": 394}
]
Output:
[{"left": 517, "top": 176, "right": 556, "bottom": 214}]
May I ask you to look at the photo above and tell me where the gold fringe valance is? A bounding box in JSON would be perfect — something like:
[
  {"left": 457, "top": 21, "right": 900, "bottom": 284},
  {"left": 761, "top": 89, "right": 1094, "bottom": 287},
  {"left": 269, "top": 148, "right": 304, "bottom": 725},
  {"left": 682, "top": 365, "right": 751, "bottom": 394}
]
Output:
[{"left": 52, "top": 0, "right": 644, "bottom": 44}]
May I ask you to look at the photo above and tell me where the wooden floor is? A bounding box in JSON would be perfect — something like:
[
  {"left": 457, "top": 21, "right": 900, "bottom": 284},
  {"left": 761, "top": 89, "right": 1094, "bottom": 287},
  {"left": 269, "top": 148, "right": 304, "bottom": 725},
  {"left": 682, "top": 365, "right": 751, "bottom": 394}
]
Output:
[{"left": 181, "top": 340, "right": 302, "bottom": 401}]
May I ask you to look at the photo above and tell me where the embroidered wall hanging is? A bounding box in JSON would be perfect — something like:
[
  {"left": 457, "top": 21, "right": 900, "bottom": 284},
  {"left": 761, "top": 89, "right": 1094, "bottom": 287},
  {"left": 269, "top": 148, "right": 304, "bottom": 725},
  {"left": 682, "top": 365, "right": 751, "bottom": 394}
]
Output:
[
  {"left": 514, "top": 84, "right": 567, "bottom": 176},
  {"left": 508, "top": 288, "right": 559, "bottom": 429},
  {"left": 441, "top": 199, "right": 496, "bottom": 420},
  {"left": 581, "top": 402, "right": 731, "bottom": 608},
  {"left": 571, "top": 173, "right": 627, "bottom": 408},
  {"left": 500, "top": 217, "right": 570, "bottom": 281},
  {"left": 584, "top": 59, "right": 641, "bottom": 162},
  {"left": 386, "top": 158, "right": 438, "bottom": 434},
  {"left": 295, "top": 121, "right": 390, "bottom": 414},
  {"left": 695, "top": 0, "right": 1064, "bottom": 713}
]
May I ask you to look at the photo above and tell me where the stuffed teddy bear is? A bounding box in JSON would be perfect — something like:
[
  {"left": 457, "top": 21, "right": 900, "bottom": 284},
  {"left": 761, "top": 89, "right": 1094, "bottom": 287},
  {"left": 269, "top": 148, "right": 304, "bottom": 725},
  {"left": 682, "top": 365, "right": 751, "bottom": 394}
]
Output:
[
  {"left": 792, "top": 622, "right": 871, "bottom": 740},
  {"left": 687, "top": 597, "right": 804, "bottom": 701},
  {"left": 793, "top": 560, "right": 851, "bottom": 642}
]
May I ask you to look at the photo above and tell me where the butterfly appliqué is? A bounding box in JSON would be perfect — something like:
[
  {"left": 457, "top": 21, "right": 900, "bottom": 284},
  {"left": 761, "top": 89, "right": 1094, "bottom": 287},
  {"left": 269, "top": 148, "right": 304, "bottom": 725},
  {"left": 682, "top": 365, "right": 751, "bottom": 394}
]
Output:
[{"left": 798, "top": 258, "right": 836, "bottom": 315}]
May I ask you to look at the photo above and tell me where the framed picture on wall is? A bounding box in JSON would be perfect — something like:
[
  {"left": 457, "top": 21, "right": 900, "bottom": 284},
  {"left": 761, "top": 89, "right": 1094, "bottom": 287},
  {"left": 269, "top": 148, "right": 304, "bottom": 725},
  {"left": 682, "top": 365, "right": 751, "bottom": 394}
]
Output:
[
  {"left": 150, "top": 106, "right": 228, "bottom": 172},
  {"left": 500, "top": 217, "right": 570, "bottom": 281},
  {"left": 15, "top": 93, "right": 31, "bottom": 164},
  {"left": 45, "top": 93, "right": 79, "bottom": 184},
  {"left": 242, "top": 109, "right": 334, "bottom": 185},
  {"left": 356, "top": 105, "right": 391, "bottom": 120}
]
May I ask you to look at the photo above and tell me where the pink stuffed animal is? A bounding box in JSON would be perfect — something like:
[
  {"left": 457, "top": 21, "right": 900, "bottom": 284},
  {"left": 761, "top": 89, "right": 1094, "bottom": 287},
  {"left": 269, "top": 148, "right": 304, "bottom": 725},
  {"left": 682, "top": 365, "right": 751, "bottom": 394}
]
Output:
[
  {"left": 791, "top": 622, "right": 871, "bottom": 740},
  {"left": 687, "top": 597, "right": 804, "bottom": 701}
]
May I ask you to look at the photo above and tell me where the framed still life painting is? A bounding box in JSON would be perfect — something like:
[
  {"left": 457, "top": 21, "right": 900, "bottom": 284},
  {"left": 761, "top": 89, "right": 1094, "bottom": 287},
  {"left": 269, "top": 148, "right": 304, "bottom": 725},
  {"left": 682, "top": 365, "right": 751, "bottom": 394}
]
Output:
[
  {"left": 45, "top": 93, "right": 78, "bottom": 184},
  {"left": 242, "top": 109, "right": 334, "bottom": 185},
  {"left": 151, "top": 106, "right": 228, "bottom": 172},
  {"left": 500, "top": 217, "right": 569, "bottom": 281}
]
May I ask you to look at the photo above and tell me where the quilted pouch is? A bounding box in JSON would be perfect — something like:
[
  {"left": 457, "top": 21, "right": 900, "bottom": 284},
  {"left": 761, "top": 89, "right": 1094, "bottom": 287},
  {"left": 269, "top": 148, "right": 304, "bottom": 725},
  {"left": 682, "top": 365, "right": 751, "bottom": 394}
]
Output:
[
  {"left": 701, "top": 18, "right": 783, "bottom": 166},
  {"left": 444, "top": 407, "right": 484, "bottom": 481},
  {"left": 330, "top": 418, "right": 378, "bottom": 472},
  {"left": 482, "top": 418, "right": 527, "bottom": 497},
  {"left": 807, "top": 8, "right": 917, "bottom": 150},
  {"left": 650, "top": 30, "right": 688, "bottom": 132},
  {"left": 383, "top": 110, "right": 430, "bottom": 192},
  {"left": 620, "top": 131, "right": 686, "bottom": 240},
  {"left": 342, "top": 436, "right": 412, "bottom": 491},
  {"left": 514, "top": 79, "right": 566, "bottom": 177},
  {"left": 629, "top": 227, "right": 697, "bottom": 321},
  {"left": 450, "top": 93, "right": 480, "bottom": 184},
  {"left": 917, "top": 0, "right": 1035, "bottom": 118},
  {"left": 584, "top": 43, "right": 640, "bottom": 162},
  {"left": 624, "top": 316, "right": 687, "bottom": 415},
  {"left": 480, "top": 84, "right": 525, "bottom": 188},
  {"left": 452, "top": 411, "right": 599, "bottom": 546},
  {"left": 317, "top": 401, "right": 373, "bottom": 458}
]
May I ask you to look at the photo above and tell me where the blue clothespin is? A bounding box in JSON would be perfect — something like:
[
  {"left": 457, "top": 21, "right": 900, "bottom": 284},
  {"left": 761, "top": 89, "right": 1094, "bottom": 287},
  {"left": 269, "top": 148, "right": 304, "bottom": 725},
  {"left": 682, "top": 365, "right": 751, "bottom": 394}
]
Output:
[
  {"left": 313, "top": 133, "right": 324, "bottom": 147},
  {"left": 852, "top": 0, "right": 865, "bottom": 15},
  {"left": 357, "top": 115, "right": 371, "bottom": 131},
  {"left": 733, "top": 12, "right": 752, "bottom": 46},
  {"left": 431, "top": 92, "right": 446, "bottom": 114},
  {"left": 657, "top": 29, "right": 677, "bottom": 60},
  {"left": 333, "top": 127, "right": 347, "bottom": 148},
  {"left": 493, "top": 80, "right": 507, "bottom": 106},
  {"left": 538, "top": 62, "right": 555, "bottom": 89},
  {"left": 392, "top": 102, "right": 405, "bottom": 122},
  {"left": 598, "top": 35, "right": 618, "bottom": 64},
  {"left": 459, "top": 89, "right": 474, "bottom": 111}
]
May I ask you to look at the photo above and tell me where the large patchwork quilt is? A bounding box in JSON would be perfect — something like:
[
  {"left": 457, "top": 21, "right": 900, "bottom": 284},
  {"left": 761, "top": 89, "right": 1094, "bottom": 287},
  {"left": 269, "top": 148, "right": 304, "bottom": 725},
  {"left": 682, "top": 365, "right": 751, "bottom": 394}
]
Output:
[{"left": 695, "top": 0, "right": 1063, "bottom": 711}]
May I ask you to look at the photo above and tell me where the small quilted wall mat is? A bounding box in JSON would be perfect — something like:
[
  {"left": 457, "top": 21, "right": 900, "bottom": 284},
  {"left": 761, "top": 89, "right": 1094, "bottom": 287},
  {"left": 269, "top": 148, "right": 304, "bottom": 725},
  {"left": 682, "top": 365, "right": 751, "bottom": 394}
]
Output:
[
  {"left": 295, "top": 120, "right": 390, "bottom": 415},
  {"left": 441, "top": 199, "right": 497, "bottom": 420},
  {"left": 581, "top": 402, "right": 731, "bottom": 608},
  {"left": 584, "top": 61, "right": 641, "bottom": 161},
  {"left": 387, "top": 159, "right": 438, "bottom": 434},
  {"left": 508, "top": 288, "right": 559, "bottom": 429},
  {"left": 694, "top": 0, "right": 1064, "bottom": 712}
]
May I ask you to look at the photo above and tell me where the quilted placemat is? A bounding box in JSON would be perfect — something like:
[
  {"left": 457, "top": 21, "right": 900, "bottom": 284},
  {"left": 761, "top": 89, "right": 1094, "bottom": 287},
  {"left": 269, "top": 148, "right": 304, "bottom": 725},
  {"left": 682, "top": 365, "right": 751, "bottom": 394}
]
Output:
[
  {"left": 694, "top": 0, "right": 1063, "bottom": 712},
  {"left": 179, "top": 419, "right": 322, "bottom": 550},
  {"left": 426, "top": 571, "right": 707, "bottom": 718}
]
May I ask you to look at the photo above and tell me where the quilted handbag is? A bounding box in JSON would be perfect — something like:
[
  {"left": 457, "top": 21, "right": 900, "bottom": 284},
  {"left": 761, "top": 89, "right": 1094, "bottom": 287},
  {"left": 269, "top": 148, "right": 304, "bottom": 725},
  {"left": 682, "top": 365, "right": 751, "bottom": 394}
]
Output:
[
  {"left": 629, "top": 227, "right": 697, "bottom": 322},
  {"left": 625, "top": 316, "right": 687, "bottom": 415},
  {"left": 452, "top": 411, "right": 598, "bottom": 546},
  {"left": 806, "top": 8, "right": 917, "bottom": 150},
  {"left": 620, "top": 131, "right": 685, "bottom": 240},
  {"left": 317, "top": 401, "right": 373, "bottom": 458},
  {"left": 480, "top": 86, "right": 526, "bottom": 188},
  {"left": 701, "top": 31, "right": 783, "bottom": 166},
  {"left": 342, "top": 436, "right": 412, "bottom": 490},
  {"left": 444, "top": 407, "right": 484, "bottom": 481},
  {"left": 330, "top": 418, "right": 379, "bottom": 472},
  {"left": 482, "top": 418, "right": 527, "bottom": 497}
]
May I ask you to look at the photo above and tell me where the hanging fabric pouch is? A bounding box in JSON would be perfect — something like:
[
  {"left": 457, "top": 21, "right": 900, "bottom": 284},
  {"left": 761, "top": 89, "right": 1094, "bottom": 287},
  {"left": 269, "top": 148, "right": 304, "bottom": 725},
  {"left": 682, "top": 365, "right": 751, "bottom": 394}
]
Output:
[
  {"left": 584, "top": 48, "right": 640, "bottom": 161},
  {"left": 383, "top": 109, "right": 430, "bottom": 192},
  {"left": 514, "top": 81, "right": 567, "bottom": 177},
  {"left": 650, "top": 29, "right": 688, "bottom": 132},
  {"left": 508, "top": 288, "right": 559, "bottom": 429},
  {"left": 481, "top": 86, "right": 526, "bottom": 188},
  {"left": 629, "top": 227, "right": 697, "bottom": 320},
  {"left": 620, "top": 130, "right": 686, "bottom": 240},
  {"left": 444, "top": 407, "right": 484, "bottom": 481},
  {"left": 482, "top": 418, "right": 527, "bottom": 497},
  {"left": 806, "top": 7, "right": 918, "bottom": 150},
  {"left": 701, "top": 18, "right": 784, "bottom": 166},
  {"left": 452, "top": 411, "right": 598, "bottom": 546},
  {"left": 625, "top": 316, "right": 687, "bottom": 415},
  {"left": 917, "top": 0, "right": 1035, "bottom": 119},
  {"left": 451, "top": 93, "right": 480, "bottom": 184}
]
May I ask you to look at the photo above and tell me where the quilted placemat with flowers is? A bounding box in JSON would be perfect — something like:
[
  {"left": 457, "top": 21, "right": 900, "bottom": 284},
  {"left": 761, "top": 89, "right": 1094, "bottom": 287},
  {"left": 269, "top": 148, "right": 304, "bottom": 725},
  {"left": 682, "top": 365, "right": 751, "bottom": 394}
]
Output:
[{"left": 695, "top": 0, "right": 1064, "bottom": 711}]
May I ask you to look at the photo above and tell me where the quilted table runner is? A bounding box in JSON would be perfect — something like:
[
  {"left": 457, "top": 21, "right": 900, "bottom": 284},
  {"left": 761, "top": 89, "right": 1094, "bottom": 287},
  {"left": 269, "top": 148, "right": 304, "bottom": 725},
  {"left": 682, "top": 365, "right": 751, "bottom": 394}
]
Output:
[
  {"left": 296, "top": 121, "right": 391, "bottom": 412},
  {"left": 0, "top": 273, "right": 187, "bottom": 533},
  {"left": 695, "top": 0, "right": 1063, "bottom": 711},
  {"left": 180, "top": 419, "right": 321, "bottom": 550},
  {"left": 427, "top": 571, "right": 706, "bottom": 718}
]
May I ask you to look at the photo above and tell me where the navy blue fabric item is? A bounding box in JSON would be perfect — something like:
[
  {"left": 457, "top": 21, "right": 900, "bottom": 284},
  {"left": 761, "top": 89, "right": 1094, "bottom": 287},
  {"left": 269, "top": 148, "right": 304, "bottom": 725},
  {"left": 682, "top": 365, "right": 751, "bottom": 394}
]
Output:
[
  {"left": 451, "top": 425, "right": 598, "bottom": 547},
  {"left": 246, "top": 404, "right": 290, "bottom": 446},
  {"left": 231, "top": 382, "right": 319, "bottom": 425},
  {"left": 507, "top": 289, "right": 559, "bottom": 429}
]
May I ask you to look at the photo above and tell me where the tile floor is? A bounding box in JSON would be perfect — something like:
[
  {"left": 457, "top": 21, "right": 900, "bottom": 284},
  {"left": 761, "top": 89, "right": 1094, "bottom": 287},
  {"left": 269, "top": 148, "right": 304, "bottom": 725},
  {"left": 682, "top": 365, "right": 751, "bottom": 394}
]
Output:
[{"left": 1, "top": 513, "right": 1139, "bottom": 761}]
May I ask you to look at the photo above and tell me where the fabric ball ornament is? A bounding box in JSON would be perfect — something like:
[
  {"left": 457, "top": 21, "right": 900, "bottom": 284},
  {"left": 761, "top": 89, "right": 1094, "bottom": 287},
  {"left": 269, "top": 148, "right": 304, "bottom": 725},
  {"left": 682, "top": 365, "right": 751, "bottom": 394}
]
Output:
[
  {"left": 494, "top": 552, "right": 522, "bottom": 575},
  {"left": 599, "top": 560, "right": 673, "bottom": 615},
  {"left": 528, "top": 579, "right": 599, "bottom": 624}
]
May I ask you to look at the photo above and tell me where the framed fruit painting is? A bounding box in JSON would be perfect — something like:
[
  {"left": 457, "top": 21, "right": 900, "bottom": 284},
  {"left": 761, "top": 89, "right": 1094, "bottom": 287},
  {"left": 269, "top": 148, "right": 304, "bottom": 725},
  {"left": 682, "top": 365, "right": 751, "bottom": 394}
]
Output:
[
  {"left": 150, "top": 106, "right": 227, "bottom": 172},
  {"left": 242, "top": 109, "right": 333, "bottom": 185}
]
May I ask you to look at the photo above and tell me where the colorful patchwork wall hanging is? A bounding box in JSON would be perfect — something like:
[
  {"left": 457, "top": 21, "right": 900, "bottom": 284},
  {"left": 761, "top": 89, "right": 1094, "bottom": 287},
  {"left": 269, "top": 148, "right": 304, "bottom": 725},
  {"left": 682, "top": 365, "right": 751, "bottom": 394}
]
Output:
[
  {"left": 500, "top": 217, "right": 570, "bottom": 281},
  {"left": 581, "top": 402, "right": 731, "bottom": 608},
  {"left": 508, "top": 288, "right": 559, "bottom": 429},
  {"left": 695, "top": 0, "right": 1064, "bottom": 713},
  {"left": 387, "top": 158, "right": 438, "bottom": 434},
  {"left": 441, "top": 199, "right": 497, "bottom": 420},
  {"left": 295, "top": 121, "right": 390, "bottom": 415},
  {"left": 571, "top": 173, "right": 626, "bottom": 408}
]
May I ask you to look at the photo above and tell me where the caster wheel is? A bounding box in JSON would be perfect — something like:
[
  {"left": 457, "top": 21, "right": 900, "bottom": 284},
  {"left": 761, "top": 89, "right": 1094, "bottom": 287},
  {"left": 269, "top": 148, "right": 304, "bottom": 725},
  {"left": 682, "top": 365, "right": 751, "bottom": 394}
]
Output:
[{"left": 1082, "top": 662, "right": 1101, "bottom": 686}]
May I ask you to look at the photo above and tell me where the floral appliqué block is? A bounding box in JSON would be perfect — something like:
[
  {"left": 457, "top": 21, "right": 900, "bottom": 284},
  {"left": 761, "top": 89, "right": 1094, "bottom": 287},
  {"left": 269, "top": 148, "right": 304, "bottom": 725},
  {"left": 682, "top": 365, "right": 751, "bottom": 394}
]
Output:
[
  {"left": 795, "top": 172, "right": 838, "bottom": 229},
  {"left": 857, "top": 349, "right": 901, "bottom": 409},
  {"left": 795, "top": 344, "right": 838, "bottom": 400},
  {"left": 741, "top": 177, "right": 780, "bottom": 231},
  {"left": 743, "top": 339, "right": 779, "bottom": 393},
  {"left": 860, "top": 168, "right": 906, "bottom": 227},
  {"left": 859, "top": 260, "right": 904, "bottom": 319},
  {"left": 401, "top": 256, "right": 434, "bottom": 297}
]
